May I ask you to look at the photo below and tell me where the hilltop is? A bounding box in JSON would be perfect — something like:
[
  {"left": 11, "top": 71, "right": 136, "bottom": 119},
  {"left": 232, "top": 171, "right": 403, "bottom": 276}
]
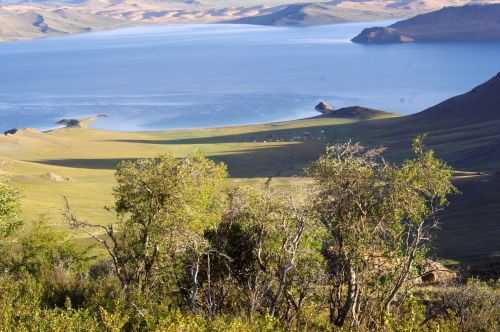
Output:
[
  {"left": 226, "top": 2, "right": 395, "bottom": 27},
  {"left": 0, "top": 5, "right": 124, "bottom": 42},
  {"left": 313, "top": 105, "right": 396, "bottom": 120},
  {"left": 352, "top": 3, "right": 500, "bottom": 44}
]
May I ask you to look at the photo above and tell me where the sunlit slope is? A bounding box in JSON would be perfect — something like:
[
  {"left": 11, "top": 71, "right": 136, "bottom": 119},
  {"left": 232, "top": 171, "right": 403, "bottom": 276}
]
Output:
[
  {"left": 0, "top": 117, "right": 361, "bottom": 227},
  {"left": 1, "top": 117, "right": 361, "bottom": 171}
]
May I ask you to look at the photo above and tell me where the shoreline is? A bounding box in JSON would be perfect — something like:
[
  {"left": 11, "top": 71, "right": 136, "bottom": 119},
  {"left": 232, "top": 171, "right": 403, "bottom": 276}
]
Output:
[
  {"left": 0, "top": 0, "right": 413, "bottom": 45},
  {"left": 0, "top": 19, "right": 369, "bottom": 45},
  {"left": 4, "top": 108, "right": 400, "bottom": 137}
]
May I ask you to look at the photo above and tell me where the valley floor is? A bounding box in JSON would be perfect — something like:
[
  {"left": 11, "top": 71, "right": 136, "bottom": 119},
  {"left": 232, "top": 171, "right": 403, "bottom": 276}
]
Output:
[{"left": 1, "top": 114, "right": 499, "bottom": 271}]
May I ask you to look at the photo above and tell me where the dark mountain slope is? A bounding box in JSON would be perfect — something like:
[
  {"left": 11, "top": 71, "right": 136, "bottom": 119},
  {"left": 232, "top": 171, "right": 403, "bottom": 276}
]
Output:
[
  {"left": 352, "top": 4, "right": 500, "bottom": 43},
  {"left": 410, "top": 72, "right": 500, "bottom": 127},
  {"left": 310, "top": 74, "right": 500, "bottom": 264},
  {"left": 325, "top": 73, "right": 500, "bottom": 171}
]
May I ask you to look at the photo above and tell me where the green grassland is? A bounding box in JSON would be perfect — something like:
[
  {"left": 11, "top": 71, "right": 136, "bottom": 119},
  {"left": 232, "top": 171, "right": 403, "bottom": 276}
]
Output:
[
  {"left": 0, "top": 118, "right": 356, "bottom": 227},
  {"left": 1, "top": 112, "right": 499, "bottom": 268}
]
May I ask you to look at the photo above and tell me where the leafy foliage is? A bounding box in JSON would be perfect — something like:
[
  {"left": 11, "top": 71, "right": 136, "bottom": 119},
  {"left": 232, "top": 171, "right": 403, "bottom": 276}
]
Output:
[
  {"left": 66, "top": 153, "right": 227, "bottom": 296},
  {"left": 0, "top": 141, "right": 496, "bottom": 331},
  {"left": 198, "top": 186, "right": 319, "bottom": 323},
  {"left": 307, "top": 138, "right": 456, "bottom": 328},
  {"left": 0, "top": 181, "right": 22, "bottom": 238}
]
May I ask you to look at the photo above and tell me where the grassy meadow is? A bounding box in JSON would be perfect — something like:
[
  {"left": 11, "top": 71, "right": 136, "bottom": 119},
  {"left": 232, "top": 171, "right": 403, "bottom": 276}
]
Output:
[
  {"left": 1, "top": 113, "right": 499, "bottom": 267},
  {"left": 0, "top": 118, "right": 354, "bottom": 226}
]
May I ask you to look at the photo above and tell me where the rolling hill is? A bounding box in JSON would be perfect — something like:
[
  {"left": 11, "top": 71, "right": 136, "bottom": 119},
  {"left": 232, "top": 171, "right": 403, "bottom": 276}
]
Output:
[
  {"left": 2, "top": 0, "right": 500, "bottom": 42},
  {"left": 313, "top": 106, "right": 397, "bottom": 120},
  {"left": 332, "top": 73, "right": 500, "bottom": 170},
  {"left": 352, "top": 3, "right": 500, "bottom": 43},
  {"left": 411, "top": 72, "right": 500, "bottom": 126},
  {"left": 226, "top": 2, "right": 395, "bottom": 26},
  {"left": 226, "top": 0, "right": 500, "bottom": 27},
  {"left": 0, "top": 5, "right": 125, "bottom": 42}
]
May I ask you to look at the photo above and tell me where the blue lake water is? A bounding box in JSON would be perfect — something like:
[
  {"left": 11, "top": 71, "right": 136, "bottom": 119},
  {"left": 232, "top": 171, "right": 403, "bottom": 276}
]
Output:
[{"left": 1, "top": 22, "right": 500, "bottom": 131}]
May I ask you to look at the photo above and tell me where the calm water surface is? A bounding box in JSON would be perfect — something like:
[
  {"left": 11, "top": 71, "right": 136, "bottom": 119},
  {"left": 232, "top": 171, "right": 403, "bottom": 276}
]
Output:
[{"left": 1, "top": 22, "right": 500, "bottom": 131}]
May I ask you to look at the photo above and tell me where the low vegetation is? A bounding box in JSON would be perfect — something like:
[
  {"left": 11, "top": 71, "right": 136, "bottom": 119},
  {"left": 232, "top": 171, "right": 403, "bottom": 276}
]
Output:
[{"left": 0, "top": 137, "right": 498, "bottom": 331}]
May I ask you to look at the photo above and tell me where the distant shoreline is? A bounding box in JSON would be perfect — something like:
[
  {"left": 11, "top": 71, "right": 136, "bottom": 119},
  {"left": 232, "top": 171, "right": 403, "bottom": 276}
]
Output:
[
  {"left": 0, "top": 0, "right": 450, "bottom": 44},
  {"left": 0, "top": 20, "right": 375, "bottom": 45}
]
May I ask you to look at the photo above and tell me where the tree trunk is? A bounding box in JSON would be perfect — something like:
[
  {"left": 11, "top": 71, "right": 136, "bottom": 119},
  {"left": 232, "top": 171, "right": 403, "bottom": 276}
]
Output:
[{"left": 334, "top": 263, "right": 358, "bottom": 327}]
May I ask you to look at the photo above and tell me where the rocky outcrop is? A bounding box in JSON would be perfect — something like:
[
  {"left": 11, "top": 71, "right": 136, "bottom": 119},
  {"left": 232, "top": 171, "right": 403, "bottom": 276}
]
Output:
[
  {"left": 56, "top": 116, "right": 103, "bottom": 129},
  {"left": 4, "top": 128, "right": 19, "bottom": 136},
  {"left": 3, "top": 128, "right": 39, "bottom": 136},
  {"left": 44, "top": 172, "right": 71, "bottom": 182},
  {"left": 57, "top": 119, "right": 82, "bottom": 128},
  {"left": 352, "top": 27, "right": 415, "bottom": 44},
  {"left": 315, "top": 106, "right": 396, "bottom": 120},
  {"left": 32, "top": 14, "right": 50, "bottom": 33},
  {"left": 315, "top": 101, "right": 335, "bottom": 114},
  {"left": 352, "top": 4, "right": 500, "bottom": 44},
  {"left": 420, "top": 261, "right": 457, "bottom": 285}
]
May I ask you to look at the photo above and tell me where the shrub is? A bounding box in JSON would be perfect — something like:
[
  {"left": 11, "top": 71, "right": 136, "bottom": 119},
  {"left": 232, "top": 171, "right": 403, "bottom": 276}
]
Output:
[
  {"left": 66, "top": 153, "right": 228, "bottom": 297},
  {"left": 0, "top": 181, "right": 22, "bottom": 238},
  {"left": 307, "top": 138, "right": 456, "bottom": 328},
  {"left": 428, "top": 279, "right": 500, "bottom": 332}
]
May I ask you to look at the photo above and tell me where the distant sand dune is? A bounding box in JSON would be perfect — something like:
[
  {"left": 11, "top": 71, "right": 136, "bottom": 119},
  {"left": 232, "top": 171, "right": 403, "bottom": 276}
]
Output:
[{"left": 1, "top": 0, "right": 499, "bottom": 42}]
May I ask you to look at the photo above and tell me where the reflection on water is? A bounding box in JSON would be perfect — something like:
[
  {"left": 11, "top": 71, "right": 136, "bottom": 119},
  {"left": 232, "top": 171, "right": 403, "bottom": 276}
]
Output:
[{"left": 1, "top": 22, "right": 500, "bottom": 131}]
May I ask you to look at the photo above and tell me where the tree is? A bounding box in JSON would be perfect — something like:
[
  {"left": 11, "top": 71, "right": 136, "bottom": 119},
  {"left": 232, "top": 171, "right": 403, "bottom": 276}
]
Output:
[
  {"left": 0, "top": 181, "right": 21, "bottom": 238},
  {"left": 5, "top": 219, "right": 91, "bottom": 277},
  {"left": 66, "top": 153, "right": 227, "bottom": 295},
  {"left": 201, "top": 186, "right": 317, "bottom": 324},
  {"left": 307, "top": 137, "right": 456, "bottom": 329}
]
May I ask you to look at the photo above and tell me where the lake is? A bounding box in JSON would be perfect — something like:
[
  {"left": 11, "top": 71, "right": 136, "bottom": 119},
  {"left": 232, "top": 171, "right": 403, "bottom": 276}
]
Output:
[{"left": 1, "top": 22, "right": 500, "bottom": 131}]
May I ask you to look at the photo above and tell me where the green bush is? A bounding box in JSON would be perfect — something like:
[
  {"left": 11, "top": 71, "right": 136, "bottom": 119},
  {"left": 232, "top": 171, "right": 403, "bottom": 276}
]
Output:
[
  {"left": 0, "top": 147, "right": 497, "bottom": 331},
  {"left": 0, "top": 181, "right": 22, "bottom": 238}
]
